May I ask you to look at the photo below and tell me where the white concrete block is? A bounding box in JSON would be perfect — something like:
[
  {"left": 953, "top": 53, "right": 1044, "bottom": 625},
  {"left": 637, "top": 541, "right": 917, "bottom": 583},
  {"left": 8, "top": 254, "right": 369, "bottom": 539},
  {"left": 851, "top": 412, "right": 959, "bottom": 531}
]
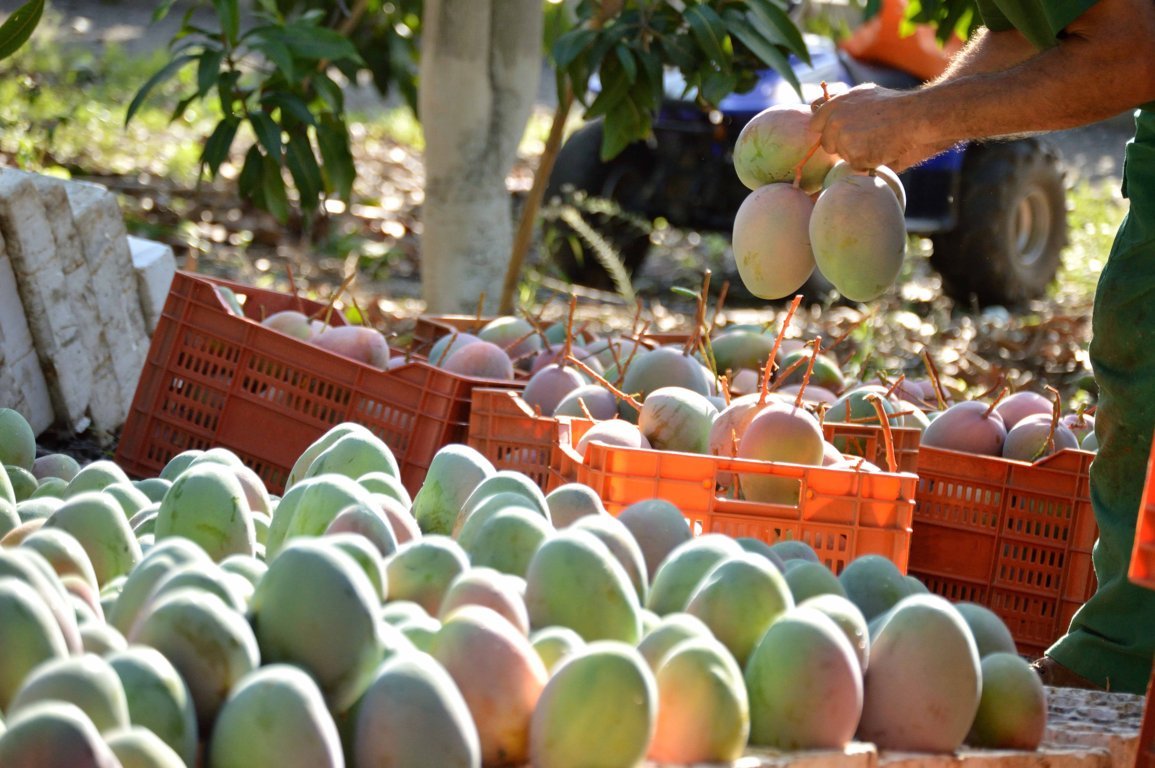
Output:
[
  {"left": 0, "top": 230, "right": 54, "bottom": 434},
  {"left": 0, "top": 170, "right": 92, "bottom": 430},
  {"left": 128, "top": 235, "right": 176, "bottom": 333},
  {"left": 54, "top": 179, "right": 150, "bottom": 405},
  {"left": 28, "top": 173, "right": 126, "bottom": 431}
]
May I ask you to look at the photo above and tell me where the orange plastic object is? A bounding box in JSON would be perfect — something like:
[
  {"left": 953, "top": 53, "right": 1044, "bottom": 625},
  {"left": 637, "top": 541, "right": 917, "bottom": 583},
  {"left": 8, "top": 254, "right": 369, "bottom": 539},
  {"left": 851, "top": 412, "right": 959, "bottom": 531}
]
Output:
[
  {"left": 576, "top": 441, "right": 916, "bottom": 575},
  {"left": 839, "top": 0, "right": 964, "bottom": 82},
  {"left": 410, "top": 314, "right": 492, "bottom": 359},
  {"left": 1129, "top": 437, "right": 1155, "bottom": 589},
  {"left": 822, "top": 420, "right": 922, "bottom": 474},
  {"left": 466, "top": 387, "right": 591, "bottom": 492},
  {"left": 115, "top": 272, "right": 523, "bottom": 496},
  {"left": 908, "top": 446, "right": 1098, "bottom": 657}
]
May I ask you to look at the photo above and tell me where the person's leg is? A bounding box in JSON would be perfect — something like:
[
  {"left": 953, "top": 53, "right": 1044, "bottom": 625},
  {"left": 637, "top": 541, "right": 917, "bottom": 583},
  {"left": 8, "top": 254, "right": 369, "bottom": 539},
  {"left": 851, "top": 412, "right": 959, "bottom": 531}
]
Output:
[{"left": 1045, "top": 112, "right": 1155, "bottom": 694}]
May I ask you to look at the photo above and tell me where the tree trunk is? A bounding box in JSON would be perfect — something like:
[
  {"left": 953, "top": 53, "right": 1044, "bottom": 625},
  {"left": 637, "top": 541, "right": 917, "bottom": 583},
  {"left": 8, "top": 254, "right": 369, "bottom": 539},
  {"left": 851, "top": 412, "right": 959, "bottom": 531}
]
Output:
[{"left": 418, "top": 0, "right": 543, "bottom": 314}]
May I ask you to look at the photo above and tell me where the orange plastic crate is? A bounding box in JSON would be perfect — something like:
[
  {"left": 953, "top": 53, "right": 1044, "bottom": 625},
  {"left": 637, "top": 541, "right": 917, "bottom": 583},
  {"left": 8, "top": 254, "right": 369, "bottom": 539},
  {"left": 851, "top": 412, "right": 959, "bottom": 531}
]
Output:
[
  {"left": 908, "top": 446, "right": 1097, "bottom": 657},
  {"left": 466, "top": 387, "right": 592, "bottom": 492},
  {"left": 573, "top": 441, "right": 916, "bottom": 575},
  {"left": 410, "top": 314, "right": 492, "bottom": 358},
  {"left": 822, "top": 420, "right": 921, "bottom": 475},
  {"left": 115, "top": 272, "right": 523, "bottom": 496}
]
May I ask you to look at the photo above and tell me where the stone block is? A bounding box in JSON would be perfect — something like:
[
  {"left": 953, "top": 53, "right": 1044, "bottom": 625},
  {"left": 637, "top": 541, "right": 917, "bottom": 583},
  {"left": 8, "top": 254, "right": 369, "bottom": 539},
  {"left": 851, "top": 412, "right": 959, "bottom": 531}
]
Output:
[
  {"left": 28, "top": 173, "right": 126, "bottom": 431},
  {"left": 0, "top": 230, "right": 54, "bottom": 433},
  {"left": 54, "top": 178, "right": 150, "bottom": 405},
  {"left": 128, "top": 235, "right": 176, "bottom": 333},
  {"left": 0, "top": 170, "right": 92, "bottom": 431}
]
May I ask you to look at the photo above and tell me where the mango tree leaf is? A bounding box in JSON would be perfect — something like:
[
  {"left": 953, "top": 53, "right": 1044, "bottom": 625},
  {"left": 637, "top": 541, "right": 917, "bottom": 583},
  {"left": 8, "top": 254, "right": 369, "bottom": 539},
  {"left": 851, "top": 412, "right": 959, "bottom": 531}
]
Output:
[
  {"left": 201, "top": 118, "right": 239, "bottom": 178},
  {"left": 285, "top": 130, "right": 323, "bottom": 209},
  {"left": 614, "top": 43, "right": 637, "bottom": 84},
  {"left": 0, "top": 0, "right": 42, "bottom": 61},
  {"left": 700, "top": 69, "right": 738, "bottom": 107},
  {"left": 317, "top": 115, "right": 354, "bottom": 200},
  {"left": 125, "top": 53, "right": 197, "bottom": 125},
  {"left": 262, "top": 91, "right": 316, "bottom": 126},
  {"left": 279, "top": 23, "right": 362, "bottom": 63},
  {"left": 213, "top": 0, "right": 240, "bottom": 46},
  {"left": 584, "top": 56, "right": 631, "bottom": 119},
  {"left": 552, "top": 27, "right": 597, "bottom": 69},
  {"left": 725, "top": 13, "right": 800, "bottom": 96},
  {"left": 238, "top": 144, "right": 264, "bottom": 203},
  {"left": 684, "top": 4, "right": 730, "bottom": 68},
  {"left": 748, "top": 0, "right": 809, "bottom": 61},
  {"left": 249, "top": 31, "right": 295, "bottom": 81},
  {"left": 197, "top": 48, "right": 224, "bottom": 98},
  {"left": 249, "top": 110, "right": 283, "bottom": 159},
  {"left": 261, "top": 152, "right": 291, "bottom": 223}
]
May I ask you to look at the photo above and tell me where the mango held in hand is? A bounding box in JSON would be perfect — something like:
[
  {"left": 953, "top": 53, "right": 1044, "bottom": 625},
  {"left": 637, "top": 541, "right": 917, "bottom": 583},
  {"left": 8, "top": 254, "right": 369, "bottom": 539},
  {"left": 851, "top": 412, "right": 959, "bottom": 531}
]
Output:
[
  {"left": 732, "top": 184, "right": 817, "bottom": 300},
  {"left": 810, "top": 173, "right": 907, "bottom": 302},
  {"left": 733, "top": 104, "right": 839, "bottom": 194}
]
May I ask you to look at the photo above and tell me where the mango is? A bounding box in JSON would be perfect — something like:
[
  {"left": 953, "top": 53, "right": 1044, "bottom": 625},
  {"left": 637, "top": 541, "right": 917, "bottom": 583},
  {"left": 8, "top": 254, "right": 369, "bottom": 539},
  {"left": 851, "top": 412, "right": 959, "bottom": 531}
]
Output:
[
  {"left": 287, "top": 423, "right": 369, "bottom": 488},
  {"left": 0, "top": 409, "right": 36, "bottom": 471},
  {"left": 616, "top": 498, "right": 692, "bottom": 582},
  {"left": 439, "top": 567, "right": 531, "bottom": 635},
  {"left": 154, "top": 462, "right": 255, "bottom": 561},
  {"left": 250, "top": 538, "right": 384, "bottom": 711},
  {"left": 529, "top": 641, "right": 657, "bottom": 768},
  {"left": 811, "top": 174, "right": 907, "bottom": 302},
  {"left": 43, "top": 491, "right": 142, "bottom": 586},
  {"left": 0, "top": 701, "right": 119, "bottom": 768},
  {"left": 80, "top": 623, "right": 127, "bottom": 656},
  {"left": 646, "top": 534, "right": 744, "bottom": 616},
  {"left": 159, "top": 450, "right": 203, "bottom": 482},
  {"left": 523, "top": 363, "right": 588, "bottom": 417},
  {"left": 685, "top": 552, "right": 793, "bottom": 666},
  {"left": 65, "top": 460, "right": 131, "bottom": 497},
  {"left": 265, "top": 473, "right": 379, "bottom": 557},
  {"left": 857, "top": 594, "right": 981, "bottom": 753},
  {"left": 638, "top": 386, "right": 719, "bottom": 454},
  {"left": 8, "top": 653, "right": 130, "bottom": 734},
  {"left": 838, "top": 554, "right": 911, "bottom": 622},
  {"left": 784, "top": 560, "right": 848, "bottom": 603},
  {"left": 107, "top": 538, "right": 210, "bottom": 634},
  {"left": 732, "top": 183, "right": 817, "bottom": 300},
  {"left": 20, "top": 527, "right": 100, "bottom": 590},
  {"left": 737, "top": 402, "right": 825, "bottom": 504},
  {"left": 799, "top": 593, "right": 871, "bottom": 672},
  {"left": 530, "top": 626, "right": 586, "bottom": 672},
  {"left": 209, "top": 664, "right": 343, "bottom": 768},
  {"left": 620, "top": 347, "right": 714, "bottom": 411},
  {"left": 104, "top": 726, "right": 186, "bottom": 768},
  {"left": 571, "top": 513, "right": 649, "bottom": 605},
  {"left": 955, "top": 601, "right": 1018, "bottom": 657},
  {"left": 410, "top": 443, "right": 495, "bottom": 535},
  {"left": 921, "top": 400, "right": 1008, "bottom": 456},
  {"left": 648, "top": 636, "right": 749, "bottom": 764},
  {"left": 525, "top": 528, "right": 642, "bottom": 643},
  {"left": 966, "top": 652, "right": 1047, "bottom": 749},
  {"left": 745, "top": 605, "right": 863, "bottom": 749},
  {"left": 0, "top": 578, "right": 70, "bottom": 711},
  {"left": 733, "top": 104, "right": 839, "bottom": 193},
  {"left": 352, "top": 650, "right": 481, "bottom": 768},
  {"left": 304, "top": 429, "right": 401, "bottom": 483},
  {"left": 106, "top": 645, "right": 200, "bottom": 765},
  {"left": 385, "top": 535, "right": 471, "bottom": 616},
  {"left": 544, "top": 483, "right": 607, "bottom": 528},
  {"left": 128, "top": 589, "right": 260, "bottom": 733},
  {"left": 0, "top": 547, "right": 83, "bottom": 653},
  {"left": 432, "top": 604, "right": 548, "bottom": 766},
  {"left": 5, "top": 465, "right": 37, "bottom": 502},
  {"left": 443, "top": 340, "right": 516, "bottom": 380}
]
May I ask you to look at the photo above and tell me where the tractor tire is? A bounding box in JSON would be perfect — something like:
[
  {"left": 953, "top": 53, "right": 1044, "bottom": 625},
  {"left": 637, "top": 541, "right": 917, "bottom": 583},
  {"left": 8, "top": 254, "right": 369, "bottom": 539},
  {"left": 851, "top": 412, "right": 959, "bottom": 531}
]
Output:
[
  {"left": 541, "top": 120, "right": 655, "bottom": 291},
  {"left": 929, "top": 138, "right": 1068, "bottom": 307}
]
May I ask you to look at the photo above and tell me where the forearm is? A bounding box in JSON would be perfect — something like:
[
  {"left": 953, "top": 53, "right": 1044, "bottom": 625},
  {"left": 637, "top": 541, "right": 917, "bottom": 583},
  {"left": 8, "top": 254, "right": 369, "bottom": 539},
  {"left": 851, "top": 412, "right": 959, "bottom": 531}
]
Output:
[
  {"left": 932, "top": 27, "right": 1037, "bottom": 82},
  {"left": 909, "top": 1, "right": 1155, "bottom": 145}
]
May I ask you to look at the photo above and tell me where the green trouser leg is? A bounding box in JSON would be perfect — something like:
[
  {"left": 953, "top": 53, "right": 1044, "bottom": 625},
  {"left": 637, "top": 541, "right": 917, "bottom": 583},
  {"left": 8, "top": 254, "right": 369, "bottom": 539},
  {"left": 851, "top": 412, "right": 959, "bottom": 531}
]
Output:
[{"left": 1048, "top": 109, "right": 1155, "bottom": 694}]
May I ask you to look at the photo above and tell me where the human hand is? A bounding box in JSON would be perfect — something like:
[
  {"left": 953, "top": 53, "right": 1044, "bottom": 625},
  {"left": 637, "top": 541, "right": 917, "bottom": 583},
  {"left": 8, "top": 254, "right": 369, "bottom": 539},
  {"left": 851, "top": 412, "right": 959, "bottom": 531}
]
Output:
[{"left": 809, "top": 84, "right": 936, "bottom": 172}]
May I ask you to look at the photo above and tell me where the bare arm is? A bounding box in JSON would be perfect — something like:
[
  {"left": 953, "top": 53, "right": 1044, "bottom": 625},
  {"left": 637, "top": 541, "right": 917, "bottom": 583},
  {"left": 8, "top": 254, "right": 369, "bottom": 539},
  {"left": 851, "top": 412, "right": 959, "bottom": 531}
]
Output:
[{"left": 811, "top": 0, "right": 1155, "bottom": 170}]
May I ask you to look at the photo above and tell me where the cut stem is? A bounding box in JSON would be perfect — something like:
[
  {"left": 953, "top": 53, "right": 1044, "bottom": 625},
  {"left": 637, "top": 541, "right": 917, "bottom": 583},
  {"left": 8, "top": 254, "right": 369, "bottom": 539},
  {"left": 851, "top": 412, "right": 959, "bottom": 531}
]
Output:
[
  {"left": 759, "top": 295, "right": 803, "bottom": 407},
  {"left": 566, "top": 353, "right": 643, "bottom": 413}
]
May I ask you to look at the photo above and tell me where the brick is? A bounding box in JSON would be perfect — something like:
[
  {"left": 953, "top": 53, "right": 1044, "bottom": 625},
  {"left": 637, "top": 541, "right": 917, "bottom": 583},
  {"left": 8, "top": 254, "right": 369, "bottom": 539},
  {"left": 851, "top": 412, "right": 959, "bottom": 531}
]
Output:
[
  {"left": 53, "top": 179, "right": 149, "bottom": 406},
  {"left": 0, "top": 230, "right": 54, "bottom": 433},
  {"left": 27, "top": 173, "right": 125, "bottom": 431},
  {"left": 128, "top": 235, "right": 176, "bottom": 334},
  {"left": 0, "top": 170, "right": 92, "bottom": 430}
]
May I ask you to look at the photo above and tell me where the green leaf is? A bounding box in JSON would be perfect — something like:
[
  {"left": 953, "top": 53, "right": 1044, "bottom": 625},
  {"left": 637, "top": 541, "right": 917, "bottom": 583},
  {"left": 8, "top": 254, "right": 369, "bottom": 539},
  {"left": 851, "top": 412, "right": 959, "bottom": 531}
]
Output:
[
  {"left": 238, "top": 144, "right": 264, "bottom": 202},
  {"left": 261, "top": 152, "right": 291, "bottom": 223},
  {"left": 700, "top": 69, "right": 738, "bottom": 107},
  {"left": 614, "top": 43, "right": 637, "bottom": 84},
  {"left": 552, "top": 27, "right": 597, "bottom": 69},
  {"left": 262, "top": 92, "right": 316, "bottom": 126},
  {"left": 201, "top": 118, "right": 239, "bottom": 178},
  {"left": 317, "top": 115, "right": 355, "bottom": 201},
  {"left": 213, "top": 0, "right": 240, "bottom": 45},
  {"left": 0, "top": 0, "right": 43, "bottom": 61},
  {"left": 313, "top": 74, "right": 345, "bottom": 114},
  {"left": 727, "top": 15, "right": 800, "bottom": 96},
  {"left": 152, "top": 0, "right": 179, "bottom": 23},
  {"left": 280, "top": 23, "right": 362, "bottom": 63},
  {"left": 249, "top": 110, "right": 282, "bottom": 159},
  {"left": 250, "top": 35, "right": 295, "bottom": 82},
  {"left": 584, "top": 57, "right": 630, "bottom": 119},
  {"left": 125, "top": 53, "right": 197, "bottom": 126},
  {"left": 169, "top": 94, "right": 199, "bottom": 123},
  {"left": 684, "top": 4, "right": 730, "bottom": 68},
  {"left": 217, "top": 70, "right": 243, "bottom": 116},
  {"left": 600, "top": 94, "right": 647, "bottom": 160},
  {"left": 671, "top": 285, "right": 700, "bottom": 300},
  {"left": 197, "top": 48, "right": 224, "bottom": 98},
  {"left": 285, "top": 130, "right": 323, "bottom": 209},
  {"left": 748, "top": 0, "right": 808, "bottom": 60}
]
